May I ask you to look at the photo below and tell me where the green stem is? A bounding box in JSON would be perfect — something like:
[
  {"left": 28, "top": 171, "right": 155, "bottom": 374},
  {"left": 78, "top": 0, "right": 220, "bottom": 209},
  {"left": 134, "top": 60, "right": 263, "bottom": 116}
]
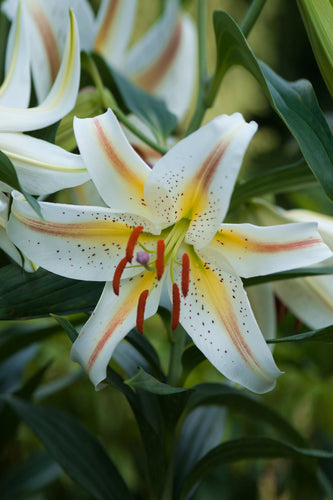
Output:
[
  {"left": 167, "top": 323, "right": 186, "bottom": 386},
  {"left": 185, "top": 0, "right": 209, "bottom": 135},
  {"left": 81, "top": 52, "right": 168, "bottom": 155},
  {"left": 240, "top": 0, "right": 267, "bottom": 38},
  {"left": 112, "top": 107, "right": 168, "bottom": 155}
]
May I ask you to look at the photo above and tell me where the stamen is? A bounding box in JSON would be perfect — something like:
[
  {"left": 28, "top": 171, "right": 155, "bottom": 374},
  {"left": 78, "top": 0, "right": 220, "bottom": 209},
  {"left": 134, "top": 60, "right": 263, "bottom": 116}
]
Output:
[
  {"left": 156, "top": 239, "right": 165, "bottom": 280},
  {"left": 136, "top": 289, "right": 149, "bottom": 334},
  {"left": 171, "top": 283, "right": 181, "bottom": 330},
  {"left": 181, "top": 253, "right": 190, "bottom": 297},
  {"left": 126, "top": 226, "right": 144, "bottom": 263},
  {"left": 112, "top": 257, "right": 128, "bottom": 295}
]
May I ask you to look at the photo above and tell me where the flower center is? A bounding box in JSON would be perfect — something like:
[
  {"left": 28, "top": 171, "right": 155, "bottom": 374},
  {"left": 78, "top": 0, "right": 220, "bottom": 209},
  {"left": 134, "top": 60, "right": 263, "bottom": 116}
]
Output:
[{"left": 112, "top": 219, "right": 191, "bottom": 333}]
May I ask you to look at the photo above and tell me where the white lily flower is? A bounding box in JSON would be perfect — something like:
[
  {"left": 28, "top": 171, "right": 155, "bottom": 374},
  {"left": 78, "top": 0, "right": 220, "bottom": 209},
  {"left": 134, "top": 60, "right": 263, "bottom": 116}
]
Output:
[
  {"left": 0, "top": 7, "right": 89, "bottom": 194},
  {"left": 7, "top": 111, "right": 331, "bottom": 393},
  {"left": 3, "top": 0, "right": 196, "bottom": 121},
  {"left": 250, "top": 201, "right": 333, "bottom": 329}
]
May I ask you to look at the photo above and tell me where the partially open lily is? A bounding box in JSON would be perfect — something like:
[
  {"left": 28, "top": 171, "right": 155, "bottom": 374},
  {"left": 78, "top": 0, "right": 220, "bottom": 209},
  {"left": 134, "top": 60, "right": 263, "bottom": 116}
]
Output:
[
  {"left": 7, "top": 111, "right": 331, "bottom": 393},
  {"left": 3, "top": 0, "right": 196, "bottom": 121},
  {"left": 251, "top": 201, "right": 333, "bottom": 329},
  {"left": 0, "top": 7, "right": 89, "bottom": 195}
]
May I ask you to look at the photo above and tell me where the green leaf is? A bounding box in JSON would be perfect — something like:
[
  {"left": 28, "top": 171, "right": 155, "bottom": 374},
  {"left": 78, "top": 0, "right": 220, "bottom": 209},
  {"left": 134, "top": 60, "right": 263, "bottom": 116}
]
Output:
[
  {"left": 267, "top": 324, "right": 333, "bottom": 344},
  {"left": 229, "top": 160, "right": 316, "bottom": 209},
  {"left": 93, "top": 54, "right": 177, "bottom": 143},
  {"left": 0, "top": 264, "right": 104, "bottom": 319},
  {"left": 51, "top": 314, "right": 79, "bottom": 343},
  {"left": 212, "top": 10, "right": 333, "bottom": 200},
  {"left": 243, "top": 266, "right": 333, "bottom": 287},
  {"left": 2, "top": 395, "right": 134, "bottom": 500},
  {"left": 0, "top": 321, "right": 61, "bottom": 363},
  {"left": 180, "top": 436, "right": 333, "bottom": 498},
  {"left": 186, "top": 383, "right": 306, "bottom": 447},
  {"left": 125, "top": 367, "right": 188, "bottom": 395},
  {"left": 0, "top": 150, "right": 43, "bottom": 218},
  {"left": 126, "top": 330, "right": 165, "bottom": 380},
  {"left": 27, "top": 120, "right": 60, "bottom": 143},
  {"left": 0, "top": 452, "right": 61, "bottom": 500}
]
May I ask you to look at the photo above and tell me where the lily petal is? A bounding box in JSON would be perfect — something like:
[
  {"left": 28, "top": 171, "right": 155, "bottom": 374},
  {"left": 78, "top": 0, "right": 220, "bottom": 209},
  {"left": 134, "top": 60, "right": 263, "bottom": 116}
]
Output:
[
  {"left": 0, "top": 132, "right": 89, "bottom": 195},
  {"left": 0, "top": 9, "right": 80, "bottom": 132},
  {"left": 274, "top": 269, "right": 333, "bottom": 329},
  {"left": 94, "top": 0, "right": 137, "bottom": 68},
  {"left": 71, "top": 271, "right": 163, "bottom": 387},
  {"left": 173, "top": 248, "right": 281, "bottom": 393},
  {"left": 205, "top": 222, "right": 332, "bottom": 278},
  {"left": 124, "top": 0, "right": 196, "bottom": 120},
  {"left": 0, "top": 2, "right": 30, "bottom": 108},
  {"left": 145, "top": 114, "right": 257, "bottom": 242},
  {"left": 283, "top": 208, "right": 333, "bottom": 249},
  {"left": 0, "top": 192, "right": 35, "bottom": 271},
  {"left": 7, "top": 191, "right": 159, "bottom": 281},
  {"left": 4, "top": 0, "right": 95, "bottom": 102},
  {"left": 74, "top": 110, "right": 153, "bottom": 217}
]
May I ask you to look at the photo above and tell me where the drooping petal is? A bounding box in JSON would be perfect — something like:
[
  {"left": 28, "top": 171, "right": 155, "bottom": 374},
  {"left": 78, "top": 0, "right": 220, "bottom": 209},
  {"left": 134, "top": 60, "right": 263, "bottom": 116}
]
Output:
[
  {"left": 172, "top": 248, "right": 281, "bottom": 393},
  {"left": 0, "top": 2, "right": 30, "bottom": 108},
  {"left": 145, "top": 114, "right": 257, "bottom": 243},
  {"left": 94, "top": 0, "right": 137, "bottom": 68},
  {"left": 283, "top": 208, "right": 333, "bottom": 249},
  {"left": 7, "top": 191, "right": 160, "bottom": 281},
  {"left": 274, "top": 268, "right": 333, "bottom": 329},
  {"left": 74, "top": 109, "right": 153, "bottom": 218},
  {"left": 124, "top": 0, "right": 196, "bottom": 120},
  {"left": 71, "top": 271, "right": 163, "bottom": 387},
  {"left": 0, "top": 132, "right": 89, "bottom": 195},
  {"left": 204, "top": 222, "right": 331, "bottom": 278},
  {"left": 0, "top": 192, "right": 35, "bottom": 271},
  {"left": 0, "top": 9, "right": 80, "bottom": 132},
  {"left": 3, "top": 0, "right": 95, "bottom": 102}
]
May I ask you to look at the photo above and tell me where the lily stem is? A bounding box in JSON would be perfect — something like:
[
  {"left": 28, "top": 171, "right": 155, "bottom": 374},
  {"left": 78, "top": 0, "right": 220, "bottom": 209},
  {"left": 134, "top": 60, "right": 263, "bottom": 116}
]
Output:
[
  {"left": 185, "top": 0, "right": 267, "bottom": 135},
  {"left": 240, "top": 0, "right": 267, "bottom": 38},
  {"left": 185, "top": 0, "right": 209, "bottom": 136},
  {"left": 167, "top": 323, "right": 186, "bottom": 387}
]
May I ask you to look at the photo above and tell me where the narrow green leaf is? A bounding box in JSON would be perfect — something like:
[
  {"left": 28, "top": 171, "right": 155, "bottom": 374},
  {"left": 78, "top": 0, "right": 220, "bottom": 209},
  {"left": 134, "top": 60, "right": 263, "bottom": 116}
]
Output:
[
  {"left": 0, "top": 452, "right": 61, "bottom": 500},
  {"left": 244, "top": 266, "right": 333, "bottom": 287},
  {"left": 229, "top": 160, "right": 316, "bottom": 209},
  {"left": 125, "top": 367, "right": 188, "bottom": 395},
  {"left": 2, "top": 395, "right": 134, "bottom": 500},
  {"left": 181, "top": 436, "right": 333, "bottom": 498},
  {"left": 212, "top": 10, "right": 333, "bottom": 200},
  {"left": 0, "top": 321, "right": 61, "bottom": 363},
  {"left": 267, "top": 324, "right": 333, "bottom": 344},
  {"left": 186, "top": 383, "right": 306, "bottom": 447},
  {"left": 92, "top": 54, "right": 177, "bottom": 142},
  {"left": 126, "top": 330, "right": 165, "bottom": 380},
  {"left": 51, "top": 314, "right": 79, "bottom": 343},
  {"left": 0, "top": 264, "right": 104, "bottom": 319},
  {"left": 0, "top": 150, "right": 43, "bottom": 218}
]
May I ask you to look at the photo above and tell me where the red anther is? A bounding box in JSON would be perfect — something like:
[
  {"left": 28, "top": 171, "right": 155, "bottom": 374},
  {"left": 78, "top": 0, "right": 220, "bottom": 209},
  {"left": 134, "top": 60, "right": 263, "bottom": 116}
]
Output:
[
  {"left": 156, "top": 239, "right": 165, "bottom": 280},
  {"left": 112, "top": 257, "right": 128, "bottom": 295},
  {"left": 136, "top": 289, "right": 149, "bottom": 334},
  {"left": 171, "top": 283, "right": 181, "bottom": 330},
  {"left": 181, "top": 253, "right": 190, "bottom": 297},
  {"left": 126, "top": 226, "right": 144, "bottom": 263}
]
